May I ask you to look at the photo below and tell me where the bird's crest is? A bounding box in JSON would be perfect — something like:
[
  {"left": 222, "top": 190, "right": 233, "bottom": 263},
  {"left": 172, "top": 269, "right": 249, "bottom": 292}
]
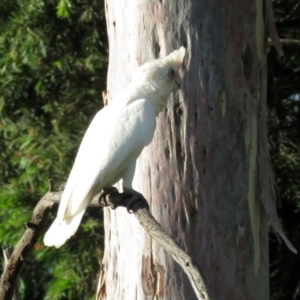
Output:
[
  {"left": 133, "top": 46, "right": 186, "bottom": 82},
  {"left": 165, "top": 46, "right": 186, "bottom": 69}
]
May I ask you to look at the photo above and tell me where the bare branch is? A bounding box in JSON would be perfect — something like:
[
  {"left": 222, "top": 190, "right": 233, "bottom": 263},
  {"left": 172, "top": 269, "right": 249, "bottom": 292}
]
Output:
[
  {"left": 0, "top": 183, "right": 211, "bottom": 300},
  {"left": 2, "top": 248, "right": 20, "bottom": 300},
  {"left": 266, "top": 0, "right": 284, "bottom": 57},
  {"left": 0, "top": 182, "right": 59, "bottom": 300},
  {"left": 268, "top": 38, "right": 300, "bottom": 47}
]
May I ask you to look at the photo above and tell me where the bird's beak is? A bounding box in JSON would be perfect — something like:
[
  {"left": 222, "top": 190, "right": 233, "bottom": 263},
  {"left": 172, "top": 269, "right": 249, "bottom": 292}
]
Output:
[{"left": 175, "top": 76, "right": 182, "bottom": 89}]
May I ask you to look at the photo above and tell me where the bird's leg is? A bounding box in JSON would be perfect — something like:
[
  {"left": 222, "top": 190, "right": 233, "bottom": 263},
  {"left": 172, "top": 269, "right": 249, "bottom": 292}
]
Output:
[
  {"left": 122, "top": 187, "right": 149, "bottom": 213},
  {"left": 99, "top": 186, "right": 120, "bottom": 209}
]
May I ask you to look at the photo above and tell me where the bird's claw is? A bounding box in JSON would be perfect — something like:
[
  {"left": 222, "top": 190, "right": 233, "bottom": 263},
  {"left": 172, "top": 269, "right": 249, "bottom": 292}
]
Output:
[
  {"left": 122, "top": 187, "right": 149, "bottom": 213},
  {"left": 99, "top": 186, "right": 119, "bottom": 209},
  {"left": 99, "top": 187, "right": 149, "bottom": 212}
]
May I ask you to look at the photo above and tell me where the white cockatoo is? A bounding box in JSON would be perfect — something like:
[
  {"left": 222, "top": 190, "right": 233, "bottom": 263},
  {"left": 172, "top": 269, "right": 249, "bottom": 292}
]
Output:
[{"left": 44, "top": 46, "right": 186, "bottom": 248}]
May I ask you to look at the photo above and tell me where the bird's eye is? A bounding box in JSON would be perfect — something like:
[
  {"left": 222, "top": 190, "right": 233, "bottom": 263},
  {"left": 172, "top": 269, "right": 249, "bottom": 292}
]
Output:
[{"left": 168, "top": 68, "right": 175, "bottom": 80}]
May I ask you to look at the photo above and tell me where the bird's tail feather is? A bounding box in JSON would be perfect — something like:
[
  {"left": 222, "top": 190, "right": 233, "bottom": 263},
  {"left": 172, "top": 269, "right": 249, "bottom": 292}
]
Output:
[{"left": 43, "top": 210, "right": 85, "bottom": 248}]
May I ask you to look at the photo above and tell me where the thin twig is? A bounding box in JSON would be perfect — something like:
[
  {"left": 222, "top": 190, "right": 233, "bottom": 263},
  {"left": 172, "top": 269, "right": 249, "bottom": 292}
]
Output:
[
  {"left": 0, "top": 181, "right": 58, "bottom": 300},
  {"left": 2, "top": 248, "right": 20, "bottom": 300},
  {"left": 268, "top": 38, "right": 300, "bottom": 47}
]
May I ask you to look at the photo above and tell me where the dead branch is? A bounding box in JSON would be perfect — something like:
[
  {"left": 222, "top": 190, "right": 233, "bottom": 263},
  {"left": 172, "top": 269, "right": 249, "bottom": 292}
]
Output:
[
  {"left": 268, "top": 38, "right": 300, "bottom": 47},
  {"left": 0, "top": 182, "right": 210, "bottom": 300},
  {"left": 2, "top": 248, "right": 19, "bottom": 300},
  {"left": 0, "top": 180, "right": 59, "bottom": 300}
]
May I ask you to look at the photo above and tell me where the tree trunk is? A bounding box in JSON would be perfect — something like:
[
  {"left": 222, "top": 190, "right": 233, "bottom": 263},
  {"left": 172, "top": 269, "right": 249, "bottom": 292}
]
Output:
[{"left": 98, "top": 0, "right": 269, "bottom": 299}]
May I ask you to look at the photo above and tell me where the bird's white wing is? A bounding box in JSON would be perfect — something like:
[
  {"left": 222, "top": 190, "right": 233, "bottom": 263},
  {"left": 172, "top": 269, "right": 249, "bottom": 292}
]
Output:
[
  {"left": 44, "top": 98, "right": 157, "bottom": 247},
  {"left": 62, "top": 98, "right": 156, "bottom": 217}
]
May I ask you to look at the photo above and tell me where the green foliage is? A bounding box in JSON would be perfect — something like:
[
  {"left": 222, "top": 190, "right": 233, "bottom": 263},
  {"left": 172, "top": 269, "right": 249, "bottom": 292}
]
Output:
[
  {"left": 268, "top": 0, "right": 300, "bottom": 298},
  {"left": 0, "top": 0, "right": 107, "bottom": 299}
]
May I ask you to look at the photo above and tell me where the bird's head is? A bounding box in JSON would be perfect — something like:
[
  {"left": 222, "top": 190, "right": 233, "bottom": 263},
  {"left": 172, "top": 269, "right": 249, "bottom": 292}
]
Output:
[{"left": 133, "top": 46, "right": 186, "bottom": 98}]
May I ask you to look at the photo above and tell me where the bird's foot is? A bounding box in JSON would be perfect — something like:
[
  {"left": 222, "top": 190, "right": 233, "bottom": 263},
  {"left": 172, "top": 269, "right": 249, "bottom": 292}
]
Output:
[
  {"left": 99, "top": 186, "right": 120, "bottom": 209},
  {"left": 122, "top": 187, "right": 149, "bottom": 213}
]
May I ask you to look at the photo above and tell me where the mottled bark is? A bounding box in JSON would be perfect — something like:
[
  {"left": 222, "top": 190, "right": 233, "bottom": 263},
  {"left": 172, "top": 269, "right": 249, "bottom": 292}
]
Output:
[{"left": 99, "top": 0, "right": 271, "bottom": 299}]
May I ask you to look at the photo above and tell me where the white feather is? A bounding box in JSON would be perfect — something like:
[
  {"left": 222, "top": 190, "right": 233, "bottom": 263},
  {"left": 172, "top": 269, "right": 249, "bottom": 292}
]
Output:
[{"left": 44, "top": 46, "right": 186, "bottom": 248}]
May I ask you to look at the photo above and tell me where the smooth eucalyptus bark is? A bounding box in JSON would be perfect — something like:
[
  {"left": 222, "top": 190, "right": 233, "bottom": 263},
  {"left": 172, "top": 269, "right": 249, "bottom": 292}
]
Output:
[{"left": 98, "top": 0, "right": 269, "bottom": 299}]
